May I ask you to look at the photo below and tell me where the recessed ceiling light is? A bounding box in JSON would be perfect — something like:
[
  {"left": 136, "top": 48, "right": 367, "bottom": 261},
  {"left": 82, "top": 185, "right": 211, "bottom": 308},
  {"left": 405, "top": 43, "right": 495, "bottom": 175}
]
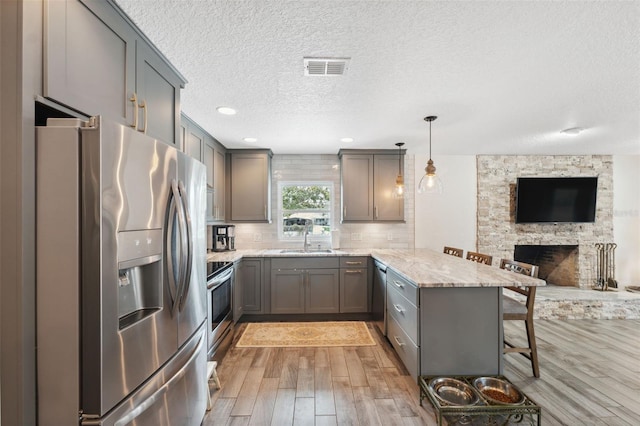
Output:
[
  {"left": 216, "top": 106, "right": 236, "bottom": 115},
  {"left": 243, "top": 137, "right": 258, "bottom": 143},
  {"left": 560, "top": 127, "right": 584, "bottom": 135},
  {"left": 340, "top": 137, "right": 354, "bottom": 143}
]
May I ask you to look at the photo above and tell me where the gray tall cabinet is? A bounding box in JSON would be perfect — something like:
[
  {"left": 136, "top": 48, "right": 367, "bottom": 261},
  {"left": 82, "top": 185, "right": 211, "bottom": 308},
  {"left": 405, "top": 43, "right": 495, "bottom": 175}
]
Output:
[
  {"left": 339, "top": 149, "right": 405, "bottom": 222},
  {"left": 43, "top": 0, "right": 186, "bottom": 148},
  {"left": 181, "top": 114, "right": 226, "bottom": 222}
]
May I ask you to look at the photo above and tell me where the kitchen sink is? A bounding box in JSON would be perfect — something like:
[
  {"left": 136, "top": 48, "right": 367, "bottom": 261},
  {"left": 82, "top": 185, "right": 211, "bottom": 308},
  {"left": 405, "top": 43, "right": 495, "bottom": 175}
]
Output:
[{"left": 279, "top": 249, "right": 334, "bottom": 254}]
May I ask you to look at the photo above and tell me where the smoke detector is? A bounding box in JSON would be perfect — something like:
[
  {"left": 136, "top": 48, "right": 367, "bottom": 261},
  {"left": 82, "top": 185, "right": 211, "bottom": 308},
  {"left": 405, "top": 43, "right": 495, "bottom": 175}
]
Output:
[{"left": 304, "top": 57, "right": 350, "bottom": 76}]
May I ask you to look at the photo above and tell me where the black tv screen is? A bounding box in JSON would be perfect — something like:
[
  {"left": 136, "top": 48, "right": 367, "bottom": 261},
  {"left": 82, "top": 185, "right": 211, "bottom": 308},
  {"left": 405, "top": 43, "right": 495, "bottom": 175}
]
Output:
[{"left": 515, "top": 177, "right": 597, "bottom": 223}]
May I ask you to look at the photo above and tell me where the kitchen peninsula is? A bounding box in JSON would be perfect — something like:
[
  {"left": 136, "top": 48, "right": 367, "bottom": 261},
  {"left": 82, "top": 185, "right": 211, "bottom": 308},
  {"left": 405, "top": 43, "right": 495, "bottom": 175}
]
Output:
[{"left": 207, "top": 248, "right": 545, "bottom": 379}]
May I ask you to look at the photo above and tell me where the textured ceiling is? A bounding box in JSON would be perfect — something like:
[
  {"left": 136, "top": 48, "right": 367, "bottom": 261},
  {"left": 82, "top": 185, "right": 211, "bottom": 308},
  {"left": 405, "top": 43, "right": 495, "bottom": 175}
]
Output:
[{"left": 115, "top": 0, "right": 640, "bottom": 155}]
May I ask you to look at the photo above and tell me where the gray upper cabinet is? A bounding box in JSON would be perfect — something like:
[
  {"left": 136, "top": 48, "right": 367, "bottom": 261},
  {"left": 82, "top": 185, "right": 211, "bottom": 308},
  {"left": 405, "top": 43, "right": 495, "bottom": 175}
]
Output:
[
  {"left": 186, "top": 125, "right": 204, "bottom": 162},
  {"left": 339, "top": 150, "right": 405, "bottom": 222},
  {"left": 228, "top": 150, "right": 273, "bottom": 222},
  {"left": 44, "top": 0, "right": 186, "bottom": 147},
  {"left": 340, "top": 154, "right": 374, "bottom": 221},
  {"left": 135, "top": 40, "right": 183, "bottom": 146}
]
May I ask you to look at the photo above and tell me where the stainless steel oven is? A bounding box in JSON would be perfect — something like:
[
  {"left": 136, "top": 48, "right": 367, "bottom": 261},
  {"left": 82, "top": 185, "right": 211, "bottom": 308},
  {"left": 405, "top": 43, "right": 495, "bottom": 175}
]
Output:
[{"left": 206, "top": 261, "right": 234, "bottom": 360}]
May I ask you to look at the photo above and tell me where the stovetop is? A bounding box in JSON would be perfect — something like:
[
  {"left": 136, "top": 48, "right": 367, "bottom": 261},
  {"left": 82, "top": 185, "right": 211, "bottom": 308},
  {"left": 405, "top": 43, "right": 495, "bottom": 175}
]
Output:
[{"left": 207, "top": 261, "right": 233, "bottom": 281}]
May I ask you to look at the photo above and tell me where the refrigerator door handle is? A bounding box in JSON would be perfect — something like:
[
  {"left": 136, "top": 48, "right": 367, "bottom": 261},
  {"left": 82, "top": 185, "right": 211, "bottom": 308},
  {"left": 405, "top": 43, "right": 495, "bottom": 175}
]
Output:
[
  {"left": 113, "top": 331, "right": 206, "bottom": 426},
  {"left": 177, "top": 180, "right": 193, "bottom": 311},
  {"left": 166, "top": 180, "right": 180, "bottom": 312},
  {"left": 169, "top": 179, "right": 188, "bottom": 318}
]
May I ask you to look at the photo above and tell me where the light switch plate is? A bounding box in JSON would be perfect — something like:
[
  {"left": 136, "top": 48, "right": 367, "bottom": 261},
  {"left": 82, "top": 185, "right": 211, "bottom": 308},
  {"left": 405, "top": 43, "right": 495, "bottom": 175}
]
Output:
[
  {"left": 253, "top": 233, "right": 262, "bottom": 242},
  {"left": 350, "top": 233, "right": 362, "bottom": 241}
]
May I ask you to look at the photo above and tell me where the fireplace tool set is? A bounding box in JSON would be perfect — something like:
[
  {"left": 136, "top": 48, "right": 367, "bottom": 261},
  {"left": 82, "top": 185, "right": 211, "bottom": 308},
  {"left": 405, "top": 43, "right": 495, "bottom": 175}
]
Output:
[{"left": 594, "top": 243, "right": 617, "bottom": 291}]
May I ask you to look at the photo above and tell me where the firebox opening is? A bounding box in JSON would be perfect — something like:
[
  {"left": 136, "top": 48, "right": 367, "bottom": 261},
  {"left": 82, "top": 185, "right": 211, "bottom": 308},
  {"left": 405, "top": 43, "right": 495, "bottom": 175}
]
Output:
[{"left": 514, "top": 245, "right": 579, "bottom": 286}]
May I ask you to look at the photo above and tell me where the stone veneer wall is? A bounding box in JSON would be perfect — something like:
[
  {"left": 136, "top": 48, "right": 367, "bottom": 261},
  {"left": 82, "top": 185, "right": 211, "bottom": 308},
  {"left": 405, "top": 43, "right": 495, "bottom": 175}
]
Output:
[{"left": 476, "top": 155, "right": 613, "bottom": 288}]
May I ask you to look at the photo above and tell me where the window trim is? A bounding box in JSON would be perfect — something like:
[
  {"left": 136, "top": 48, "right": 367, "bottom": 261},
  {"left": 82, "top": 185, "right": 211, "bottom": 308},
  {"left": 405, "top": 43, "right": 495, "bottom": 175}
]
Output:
[{"left": 277, "top": 181, "right": 333, "bottom": 241}]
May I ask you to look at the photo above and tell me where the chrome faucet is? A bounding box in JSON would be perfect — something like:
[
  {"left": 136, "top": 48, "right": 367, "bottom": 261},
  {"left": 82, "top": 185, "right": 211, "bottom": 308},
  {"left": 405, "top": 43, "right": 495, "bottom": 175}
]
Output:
[{"left": 303, "top": 222, "right": 312, "bottom": 252}]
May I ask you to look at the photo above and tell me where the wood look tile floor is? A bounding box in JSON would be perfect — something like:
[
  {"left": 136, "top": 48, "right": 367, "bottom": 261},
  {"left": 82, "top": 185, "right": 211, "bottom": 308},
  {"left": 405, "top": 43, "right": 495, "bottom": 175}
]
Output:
[{"left": 203, "top": 320, "right": 640, "bottom": 425}]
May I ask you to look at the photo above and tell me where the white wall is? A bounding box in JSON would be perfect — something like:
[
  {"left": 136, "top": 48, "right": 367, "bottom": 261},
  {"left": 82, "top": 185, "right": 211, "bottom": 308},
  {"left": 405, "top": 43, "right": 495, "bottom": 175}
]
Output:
[
  {"left": 613, "top": 155, "right": 640, "bottom": 288},
  {"left": 414, "top": 155, "right": 477, "bottom": 252}
]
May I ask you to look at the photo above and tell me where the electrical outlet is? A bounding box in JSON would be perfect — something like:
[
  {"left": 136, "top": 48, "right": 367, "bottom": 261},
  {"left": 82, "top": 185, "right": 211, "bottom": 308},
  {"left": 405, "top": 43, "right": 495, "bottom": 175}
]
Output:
[
  {"left": 253, "top": 233, "right": 262, "bottom": 242},
  {"left": 387, "top": 232, "right": 394, "bottom": 241},
  {"left": 351, "top": 233, "right": 362, "bottom": 241}
]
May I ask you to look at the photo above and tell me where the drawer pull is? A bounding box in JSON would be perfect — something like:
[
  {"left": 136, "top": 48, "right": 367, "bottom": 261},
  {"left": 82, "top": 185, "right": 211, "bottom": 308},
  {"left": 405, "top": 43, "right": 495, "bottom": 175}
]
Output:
[
  {"left": 394, "top": 336, "right": 405, "bottom": 347},
  {"left": 345, "top": 270, "right": 362, "bottom": 274},
  {"left": 345, "top": 261, "right": 362, "bottom": 265},
  {"left": 393, "top": 280, "right": 404, "bottom": 289},
  {"left": 393, "top": 304, "right": 404, "bottom": 314}
]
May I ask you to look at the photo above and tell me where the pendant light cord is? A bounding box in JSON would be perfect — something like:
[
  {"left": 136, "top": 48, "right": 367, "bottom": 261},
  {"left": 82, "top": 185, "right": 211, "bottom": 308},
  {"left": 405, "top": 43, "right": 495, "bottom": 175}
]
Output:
[{"left": 429, "top": 120, "right": 432, "bottom": 160}]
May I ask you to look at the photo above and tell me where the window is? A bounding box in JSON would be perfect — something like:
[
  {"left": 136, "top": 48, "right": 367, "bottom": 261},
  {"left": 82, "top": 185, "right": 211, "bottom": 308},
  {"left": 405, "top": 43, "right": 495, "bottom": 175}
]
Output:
[{"left": 278, "top": 182, "right": 332, "bottom": 240}]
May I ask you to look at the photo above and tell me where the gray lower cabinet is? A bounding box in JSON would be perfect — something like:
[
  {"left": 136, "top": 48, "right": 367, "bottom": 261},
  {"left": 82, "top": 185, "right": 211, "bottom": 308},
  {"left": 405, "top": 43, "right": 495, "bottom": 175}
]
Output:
[
  {"left": 233, "top": 261, "right": 243, "bottom": 322},
  {"left": 386, "top": 268, "right": 419, "bottom": 379},
  {"left": 44, "top": 0, "right": 186, "bottom": 147},
  {"left": 271, "top": 257, "right": 339, "bottom": 314},
  {"left": 238, "top": 258, "right": 263, "bottom": 313},
  {"left": 420, "top": 287, "right": 502, "bottom": 376},
  {"left": 385, "top": 267, "right": 504, "bottom": 380},
  {"left": 339, "top": 257, "right": 369, "bottom": 313}
]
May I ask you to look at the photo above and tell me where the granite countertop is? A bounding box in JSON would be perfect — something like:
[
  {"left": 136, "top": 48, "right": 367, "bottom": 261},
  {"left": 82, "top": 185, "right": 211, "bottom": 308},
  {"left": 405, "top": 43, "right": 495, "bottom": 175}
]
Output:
[{"left": 206, "top": 248, "right": 546, "bottom": 288}]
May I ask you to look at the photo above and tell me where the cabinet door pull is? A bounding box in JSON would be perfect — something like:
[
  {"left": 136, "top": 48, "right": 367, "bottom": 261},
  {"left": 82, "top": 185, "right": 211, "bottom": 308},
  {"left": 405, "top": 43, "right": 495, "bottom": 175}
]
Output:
[
  {"left": 139, "top": 99, "right": 147, "bottom": 134},
  {"left": 343, "top": 206, "right": 347, "bottom": 218},
  {"left": 264, "top": 205, "right": 267, "bottom": 219},
  {"left": 374, "top": 206, "right": 378, "bottom": 219},
  {"left": 394, "top": 336, "right": 405, "bottom": 347},
  {"left": 393, "top": 280, "right": 404, "bottom": 289},
  {"left": 393, "top": 303, "right": 404, "bottom": 314},
  {"left": 129, "top": 93, "right": 139, "bottom": 130}
]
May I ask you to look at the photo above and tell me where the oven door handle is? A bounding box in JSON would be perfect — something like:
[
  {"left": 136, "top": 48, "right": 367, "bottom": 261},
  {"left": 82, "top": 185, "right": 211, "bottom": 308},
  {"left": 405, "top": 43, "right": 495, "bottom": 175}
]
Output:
[{"left": 208, "top": 268, "right": 233, "bottom": 290}]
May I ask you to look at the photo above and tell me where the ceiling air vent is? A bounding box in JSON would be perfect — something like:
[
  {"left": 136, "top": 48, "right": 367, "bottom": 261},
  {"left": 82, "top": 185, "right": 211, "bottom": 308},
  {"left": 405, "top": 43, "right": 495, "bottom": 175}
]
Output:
[{"left": 304, "top": 57, "right": 350, "bottom": 76}]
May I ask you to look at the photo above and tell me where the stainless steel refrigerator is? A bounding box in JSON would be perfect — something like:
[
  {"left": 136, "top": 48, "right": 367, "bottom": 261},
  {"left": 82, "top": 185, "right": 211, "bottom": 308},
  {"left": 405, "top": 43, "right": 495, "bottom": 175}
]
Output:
[{"left": 36, "top": 116, "right": 208, "bottom": 425}]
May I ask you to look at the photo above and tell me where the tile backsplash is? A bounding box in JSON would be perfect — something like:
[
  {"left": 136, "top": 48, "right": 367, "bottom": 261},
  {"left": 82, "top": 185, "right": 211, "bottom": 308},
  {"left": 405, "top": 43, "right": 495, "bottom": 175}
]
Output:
[{"left": 232, "top": 154, "right": 415, "bottom": 250}]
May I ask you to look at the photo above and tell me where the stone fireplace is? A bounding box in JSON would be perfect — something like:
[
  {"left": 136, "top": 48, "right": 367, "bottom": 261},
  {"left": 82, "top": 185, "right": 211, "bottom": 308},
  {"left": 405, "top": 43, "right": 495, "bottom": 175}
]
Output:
[
  {"left": 476, "top": 155, "right": 614, "bottom": 288},
  {"left": 515, "top": 245, "right": 578, "bottom": 286}
]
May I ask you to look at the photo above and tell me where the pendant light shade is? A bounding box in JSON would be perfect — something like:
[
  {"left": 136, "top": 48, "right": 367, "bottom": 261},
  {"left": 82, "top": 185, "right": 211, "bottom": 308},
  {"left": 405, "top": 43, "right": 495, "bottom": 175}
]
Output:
[
  {"left": 418, "top": 116, "right": 443, "bottom": 194},
  {"left": 393, "top": 142, "right": 405, "bottom": 199}
]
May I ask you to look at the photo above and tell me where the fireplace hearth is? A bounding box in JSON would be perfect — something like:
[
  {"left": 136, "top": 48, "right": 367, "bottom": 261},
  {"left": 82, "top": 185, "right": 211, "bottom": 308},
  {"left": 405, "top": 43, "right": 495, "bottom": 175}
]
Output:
[{"left": 515, "top": 245, "right": 579, "bottom": 286}]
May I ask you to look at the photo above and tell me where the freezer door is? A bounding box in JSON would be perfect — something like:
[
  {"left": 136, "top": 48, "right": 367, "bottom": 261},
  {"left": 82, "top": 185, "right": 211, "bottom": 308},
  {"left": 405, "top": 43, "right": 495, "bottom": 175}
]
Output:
[{"left": 86, "top": 326, "right": 208, "bottom": 426}]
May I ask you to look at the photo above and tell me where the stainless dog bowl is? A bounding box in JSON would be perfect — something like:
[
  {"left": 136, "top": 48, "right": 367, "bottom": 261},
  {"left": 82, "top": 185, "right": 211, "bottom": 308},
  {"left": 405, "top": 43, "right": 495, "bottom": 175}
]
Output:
[
  {"left": 428, "top": 377, "right": 479, "bottom": 406},
  {"left": 473, "top": 377, "right": 525, "bottom": 405}
]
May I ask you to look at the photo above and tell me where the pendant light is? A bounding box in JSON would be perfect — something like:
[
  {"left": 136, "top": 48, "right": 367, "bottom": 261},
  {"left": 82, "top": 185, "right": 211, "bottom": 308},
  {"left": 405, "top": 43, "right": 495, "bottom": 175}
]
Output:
[
  {"left": 393, "top": 142, "right": 405, "bottom": 199},
  {"left": 418, "top": 115, "right": 443, "bottom": 194}
]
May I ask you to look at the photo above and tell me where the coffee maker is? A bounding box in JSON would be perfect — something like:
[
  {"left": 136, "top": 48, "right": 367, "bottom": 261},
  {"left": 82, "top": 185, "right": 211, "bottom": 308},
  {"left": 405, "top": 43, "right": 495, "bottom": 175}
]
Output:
[{"left": 208, "top": 224, "right": 236, "bottom": 252}]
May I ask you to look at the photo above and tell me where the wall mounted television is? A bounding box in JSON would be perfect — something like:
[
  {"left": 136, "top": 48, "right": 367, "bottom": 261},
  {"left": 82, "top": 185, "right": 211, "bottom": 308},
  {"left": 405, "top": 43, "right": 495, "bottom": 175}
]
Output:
[{"left": 515, "top": 177, "right": 598, "bottom": 224}]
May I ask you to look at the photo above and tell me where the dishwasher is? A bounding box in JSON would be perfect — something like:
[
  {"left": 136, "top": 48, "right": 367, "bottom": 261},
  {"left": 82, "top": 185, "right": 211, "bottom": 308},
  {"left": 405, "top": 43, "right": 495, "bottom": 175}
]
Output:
[{"left": 372, "top": 260, "right": 387, "bottom": 335}]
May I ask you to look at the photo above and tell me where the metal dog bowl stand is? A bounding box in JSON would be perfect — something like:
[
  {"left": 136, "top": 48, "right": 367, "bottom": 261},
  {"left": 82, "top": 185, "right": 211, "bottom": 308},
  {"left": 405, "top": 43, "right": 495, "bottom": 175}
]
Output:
[{"left": 419, "top": 375, "right": 541, "bottom": 426}]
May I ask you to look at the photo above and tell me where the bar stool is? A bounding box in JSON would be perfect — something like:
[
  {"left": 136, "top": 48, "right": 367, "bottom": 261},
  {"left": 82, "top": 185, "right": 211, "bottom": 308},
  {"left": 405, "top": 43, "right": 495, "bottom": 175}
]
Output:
[
  {"left": 500, "top": 259, "right": 540, "bottom": 378},
  {"left": 466, "top": 251, "right": 493, "bottom": 265},
  {"left": 443, "top": 246, "right": 463, "bottom": 257}
]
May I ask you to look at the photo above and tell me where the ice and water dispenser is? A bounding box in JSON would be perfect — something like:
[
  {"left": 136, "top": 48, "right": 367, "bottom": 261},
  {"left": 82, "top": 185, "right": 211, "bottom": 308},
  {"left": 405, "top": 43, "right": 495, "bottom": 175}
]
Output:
[{"left": 117, "top": 229, "right": 163, "bottom": 330}]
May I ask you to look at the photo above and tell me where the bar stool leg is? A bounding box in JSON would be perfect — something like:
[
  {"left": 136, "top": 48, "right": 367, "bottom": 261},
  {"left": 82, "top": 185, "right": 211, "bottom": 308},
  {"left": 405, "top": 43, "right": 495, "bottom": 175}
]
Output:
[{"left": 206, "top": 360, "right": 221, "bottom": 411}]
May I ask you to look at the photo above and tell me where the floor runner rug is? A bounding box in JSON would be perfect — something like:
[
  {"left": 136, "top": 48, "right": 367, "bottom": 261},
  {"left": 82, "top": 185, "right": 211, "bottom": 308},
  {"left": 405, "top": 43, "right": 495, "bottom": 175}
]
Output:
[{"left": 235, "top": 321, "right": 376, "bottom": 348}]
